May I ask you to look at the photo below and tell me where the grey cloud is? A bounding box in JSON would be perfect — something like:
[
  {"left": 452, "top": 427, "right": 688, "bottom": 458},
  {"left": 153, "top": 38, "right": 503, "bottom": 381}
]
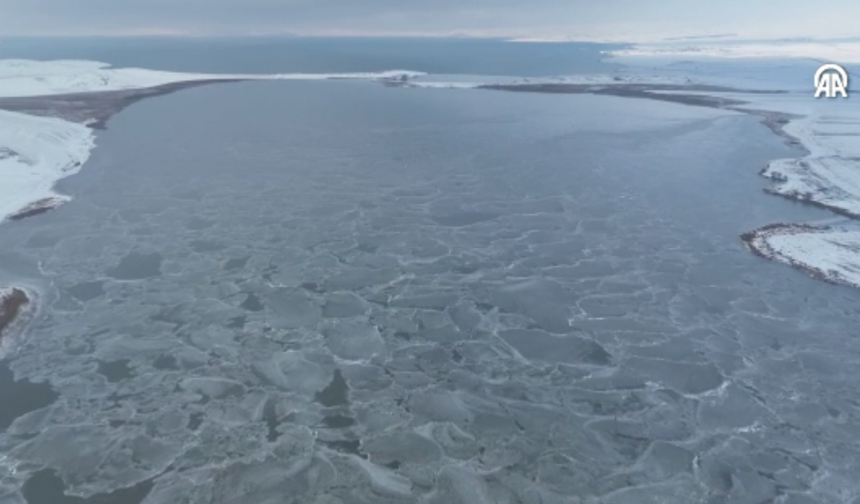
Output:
[{"left": 1, "top": 0, "right": 858, "bottom": 38}]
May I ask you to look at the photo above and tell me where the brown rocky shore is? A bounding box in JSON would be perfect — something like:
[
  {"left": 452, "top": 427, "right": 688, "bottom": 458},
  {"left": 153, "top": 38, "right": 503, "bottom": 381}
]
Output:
[
  {"left": 473, "top": 82, "right": 801, "bottom": 149},
  {"left": 0, "top": 78, "right": 246, "bottom": 129},
  {"left": 0, "top": 288, "right": 29, "bottom": 346}
]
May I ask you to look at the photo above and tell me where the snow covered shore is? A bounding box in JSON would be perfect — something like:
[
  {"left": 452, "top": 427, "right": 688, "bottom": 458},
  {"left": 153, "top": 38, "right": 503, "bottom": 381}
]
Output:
[
  {"left": 0, "top": 60, "right": 423, "bottom": 223},
  {"left": 742, "top": 223, "right": 860, "bottom": 289},
  {"left": 744, "top": 98, "right": 860, "bottom": 289},
  {"left": 0, "top": 109, "right": 94, "bottom": 222},
  {"left": 0, "top": 59, "right": 425, "bottom": 98},
  {"left": 436, "top": 43, "right": 860, "bottom": 291},
  {"left": 607, "top": 43, "right": 860, "bottom": 289},
  {"left": 3, "top": 51, "right": 860, "bottom": 290}
]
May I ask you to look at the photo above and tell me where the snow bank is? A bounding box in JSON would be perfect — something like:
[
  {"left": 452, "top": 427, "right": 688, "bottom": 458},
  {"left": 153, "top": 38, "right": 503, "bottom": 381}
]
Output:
[
  {"left": 755, "top": 99, "right": 860, "bottom": 218},
  {"left": 749, "top": 98, "right": 860, "bottom": 285},
  {"left": 0, "top": 109, "right": 94, "bottom": 223},
  {"left": 744, "top": 224, "right": 860, "bottom": 289},
  {"left": 767, "top": 228, "right": 860, "bottom": 288}
]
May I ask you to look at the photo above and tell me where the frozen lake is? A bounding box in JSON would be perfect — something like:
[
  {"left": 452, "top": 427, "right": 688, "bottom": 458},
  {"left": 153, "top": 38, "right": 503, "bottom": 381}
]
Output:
[{"left": 1, "top": 78, "right": 860, "bottom": 503}]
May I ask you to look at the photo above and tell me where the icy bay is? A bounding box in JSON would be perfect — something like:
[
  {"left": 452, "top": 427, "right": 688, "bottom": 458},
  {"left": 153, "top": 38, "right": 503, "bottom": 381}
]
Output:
[{"left": 1, "top": 63, "right": 860, "bottom": 503}]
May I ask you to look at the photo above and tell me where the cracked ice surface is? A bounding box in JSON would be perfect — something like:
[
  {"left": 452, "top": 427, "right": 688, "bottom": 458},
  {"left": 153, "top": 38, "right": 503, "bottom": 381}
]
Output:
[{"left": 0, "top": 78, "right": 860, "bottom": 504}]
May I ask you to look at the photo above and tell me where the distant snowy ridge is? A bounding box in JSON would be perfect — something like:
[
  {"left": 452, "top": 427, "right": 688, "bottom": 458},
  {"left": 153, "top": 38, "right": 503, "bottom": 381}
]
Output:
[
  {"left": 606, "top": 41, "right": 860, "bottom": 63},
  {"left": 0, "top": 59, "right": 425, "bottom": 223}
]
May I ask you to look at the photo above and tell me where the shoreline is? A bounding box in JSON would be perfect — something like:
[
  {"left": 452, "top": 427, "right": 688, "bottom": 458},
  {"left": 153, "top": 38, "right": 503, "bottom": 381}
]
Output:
[
  {"left": 0, "top": 79, "right": 251, "bottom": 224},
  {"left": 0, "top": 76, "right": 264, "bottom": 367},
  {"left": 0, "top": 63, "right": 426, "bottom": 364},
  {"left": 476, "top": 82, "right": 795, "bottom": 132},
  {"left": 464, "top": 80, "right": 860, "bottom": 290},
  {"left": 741, "top": 223, "right": 860, "bottom": 289},
  {"left": 0, "top": 64, "right": 426, "bottom": 226},
  {"left": 0, "top": 78, "right": 249, "bottom": 130},
  {"left": 0, "top": 77, "right": 266, "bottom": 364},
  {"left": 2, "top": 62, "right": 859, "bottom": 299}
]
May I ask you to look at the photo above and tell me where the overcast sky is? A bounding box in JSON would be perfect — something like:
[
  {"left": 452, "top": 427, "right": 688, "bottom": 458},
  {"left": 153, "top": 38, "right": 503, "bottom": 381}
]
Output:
[{"left": 1, "top": 0, "right": 858, "bottom": 40}]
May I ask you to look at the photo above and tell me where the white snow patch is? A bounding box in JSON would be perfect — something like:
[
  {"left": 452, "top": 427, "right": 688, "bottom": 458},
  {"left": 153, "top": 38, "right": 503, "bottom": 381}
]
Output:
[
  {"left": 754, "top": 227, "right": 860, "bottom": 288},
  {"left": 0, "top": 109, "right": 95, "bottom": 222}
]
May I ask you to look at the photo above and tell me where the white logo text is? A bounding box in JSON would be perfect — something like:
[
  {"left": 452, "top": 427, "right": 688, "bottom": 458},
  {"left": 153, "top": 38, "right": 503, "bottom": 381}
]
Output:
[{"left": 814, "top": 63, "right": 848, "bottom": 98}]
